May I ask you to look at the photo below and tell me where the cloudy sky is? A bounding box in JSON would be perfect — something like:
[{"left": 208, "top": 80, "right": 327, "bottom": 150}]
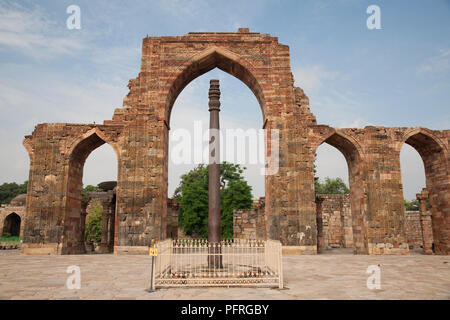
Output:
[{"left": 0, "top": 0, "right": 449, "bottom": 201}]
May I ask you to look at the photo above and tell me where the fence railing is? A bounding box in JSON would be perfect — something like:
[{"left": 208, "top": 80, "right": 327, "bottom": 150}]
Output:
[{"left": 153, "top": 239, "right": 283, "bottom": 289}]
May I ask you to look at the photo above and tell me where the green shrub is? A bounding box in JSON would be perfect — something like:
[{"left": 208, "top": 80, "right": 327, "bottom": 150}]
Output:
[
  {"left": 0, "top": 235, "right": 20, "bottom": 243},
  {"left": 0, "top": 181, "right": 27, "bottom": 204},
  {"left": 84, "top": 205, "right": 103, "bottom": 244}
]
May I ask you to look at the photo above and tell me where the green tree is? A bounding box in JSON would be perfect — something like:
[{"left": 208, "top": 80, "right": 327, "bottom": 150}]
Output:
[
  {"left": 174, "top": 162, "right": 253, "bottom": 239},
  {"left": 404, "top": 199, "right": 419, "bottom": 211},
  {"left": 84, "top": 203, "right": 103, "bottom": 244},
  {"left": 0, "top": 181, "right": 28, "bottom": 204},
  {"left": 82, "top": 185, "right": 96, "bottom": 197},
  {"left": 315, "top": 177, "right": 350, "bottom": 194},
  {"left": 313, "top": 152, "right": 350, "bottom": 194}
]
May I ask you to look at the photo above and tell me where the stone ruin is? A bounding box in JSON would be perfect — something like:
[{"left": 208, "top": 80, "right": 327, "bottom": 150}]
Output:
[
  {"left": 82, "top": 181, "right": 117, "bottom": 254},
  {"left": 234, "top": 194, "right": 431, "bottom": 255},
  {"left": 20, "top": 29, "right": 449, "bottom": 255},
  {"left": 1, "top": 194, "right": 26, "bottom": 238},
  {"left": 0, "top": 194, "right": 26, "bottom": 250}
]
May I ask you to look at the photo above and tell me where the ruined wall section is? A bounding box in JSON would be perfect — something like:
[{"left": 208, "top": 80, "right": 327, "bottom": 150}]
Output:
[
  {"left": 0, "top": 205, "right": 26, "bottom": 238},
  {"left": 308, "top": 125, "right": 449, "bottom": 254},
  {"left": 404, "top": 211, "right": 423, "bottom": 250},
  {"left": 22, "top": 123, "right": 122, "bottom": 254},
  {"left": 320, "top": 194, "right": 353, "bottom": 248},
  {"left": 233, "top": 197, "right": 266, "bottom": 240},
  {"left": 346, "top": 126, "right": 409, "bottom": 254},
  {"left": 404, "top": 129, "right": 450, "bottom": 255}
]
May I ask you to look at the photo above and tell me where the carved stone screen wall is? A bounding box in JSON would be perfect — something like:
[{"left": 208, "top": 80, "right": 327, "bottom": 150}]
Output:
[{"left": 21, "top": 29, "right": 449, "bottom": 255}]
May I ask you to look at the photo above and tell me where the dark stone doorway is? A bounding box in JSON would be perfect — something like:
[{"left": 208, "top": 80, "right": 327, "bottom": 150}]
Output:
[{"left": 3, "top": 213, "right": 21, "bottom": 237}]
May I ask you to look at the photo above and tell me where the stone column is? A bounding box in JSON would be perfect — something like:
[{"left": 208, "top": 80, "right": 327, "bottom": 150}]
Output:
[
  {"left": 363, "top": 127, "right": 409, "bottom": 254},
  {"left": 100, "top": 200, "right": 110, "bottom": 253},
  {"left": 315, "top": 196, "right": 325, "bottom": 253},
  {"left": 107, "top": 192, "right": 116, "bottom": 252},
  {"left": 417, "top": 188, "right": 433, "bottom": 255},
  {"left": 108, "top": 213, "right": 115, "bottom": 252},
  {"left": 78, "top": 199, "right": 88, "bottom": 254}
]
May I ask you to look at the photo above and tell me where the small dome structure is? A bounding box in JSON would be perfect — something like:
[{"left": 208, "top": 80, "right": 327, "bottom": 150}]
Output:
[
  {"left": 10, "top": 194, "right": 26, "bottom": 206},
  {"left": 98, "top": 181, "right": 117, "bottom": 191}
]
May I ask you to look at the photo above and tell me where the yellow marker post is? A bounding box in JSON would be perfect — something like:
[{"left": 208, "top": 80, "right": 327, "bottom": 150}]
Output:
[{"left": 147, "top": 247, "right": 158, "bottom": 292}]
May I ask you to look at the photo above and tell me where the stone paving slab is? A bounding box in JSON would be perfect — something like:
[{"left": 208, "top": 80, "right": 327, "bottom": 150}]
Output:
[{"left": 0, "top": 250, "right": 449, "bottom": 300}]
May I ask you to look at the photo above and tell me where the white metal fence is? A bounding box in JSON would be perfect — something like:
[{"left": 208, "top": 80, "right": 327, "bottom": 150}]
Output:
[{"left": 152, "top": 239, "right": 283, "bottom": 289}]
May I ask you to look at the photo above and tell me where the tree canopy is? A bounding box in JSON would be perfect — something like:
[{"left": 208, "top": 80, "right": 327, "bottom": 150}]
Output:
[
  {"left": 313, "top": 152, "right": 349, "bottom": 194},
  {"left": 315, "top": 177, "right": 350, "bottom": 194},
  {"left": 82, "top": 185, "right": 97, "bottom": 197},
  {"left": 0, "top": 181, "right": 27, "bottom": 204},
  {"left": 404, "top": 199, "right": 419, "bottom": 211},
  {"left": 174, "top": 162, "right": 253, "bottom": 239}
]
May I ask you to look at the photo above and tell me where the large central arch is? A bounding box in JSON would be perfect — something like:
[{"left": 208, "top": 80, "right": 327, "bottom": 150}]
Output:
[
  {"left": 165, "top": 47, "right": 267, "bottom": 124},
  {"left": 118, "top": 30, "right": 318, "bottom": 252},
  {"left": 160, "top": 47, "right": 269, "bottom": 245}
]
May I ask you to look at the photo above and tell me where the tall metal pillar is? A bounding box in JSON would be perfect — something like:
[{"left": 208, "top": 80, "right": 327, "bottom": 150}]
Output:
[{"left": 208, "top": 79, "right": 222, "bottom": 268}]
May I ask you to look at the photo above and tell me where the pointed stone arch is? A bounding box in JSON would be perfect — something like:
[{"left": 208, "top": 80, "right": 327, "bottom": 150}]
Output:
[
  {"left": 63, "top": 128, "right": 119, "bottom": 254},
  {"left": 314, "top": 130, "right": 368, "bottom": 254},
  {"left": 165, "top": 46, "right": 267, "bottom": 125},
  {"left": 2, "top": 213, "right": 21, "bottom": 237},
  {"left": 400, "top": 128, "right": 449, "bottom": 254},
  {"left": 66, "top": 127, "right": 121, "bottom": 160}
]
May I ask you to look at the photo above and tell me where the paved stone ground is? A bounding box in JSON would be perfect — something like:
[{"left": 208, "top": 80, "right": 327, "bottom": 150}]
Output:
[{"left": 0, "top": 249, "right": 449, "bottom": 300}]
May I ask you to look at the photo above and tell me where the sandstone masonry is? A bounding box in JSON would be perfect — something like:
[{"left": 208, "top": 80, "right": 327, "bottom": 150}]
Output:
[{"left": 21, "top": 29, "right": 450, "bottom": 255}]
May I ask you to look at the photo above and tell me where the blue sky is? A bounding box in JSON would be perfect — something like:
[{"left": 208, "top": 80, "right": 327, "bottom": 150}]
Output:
[{"left": 0, "top": 0, "right": 449, "bottom": 200}]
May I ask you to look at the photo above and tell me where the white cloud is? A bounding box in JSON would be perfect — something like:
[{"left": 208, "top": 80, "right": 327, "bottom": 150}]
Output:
[
  {"left": 293, "top": 65, "right": 339, "bottom": 94},
  {"left": 337, "top": 118, "right": 373, "bottom": 128},
  {"left": 156, "top": 0, "right": 209, "bottom": 18},
  {"left": 0, "top": 71, "right": 127, "bottom": 185},
  {"left": 293, "top": 64, "right": 375, "bottom": 128},
  {"left": 0, "top": 127, "right": 29, "bottom": 184},
  {"left": 417, "top": 48, "right": 450, "bottom": 74},
  {"left": 0, "top": 3, "right": 85, "bottom": 58}
]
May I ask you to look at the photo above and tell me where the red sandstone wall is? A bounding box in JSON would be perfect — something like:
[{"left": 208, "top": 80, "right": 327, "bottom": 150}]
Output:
[
  {"left": 21, "top": 30, "right": 450, "bottom": 255},
  {"left": 404, "top": 211, "right": 423, "bottom": 249}
]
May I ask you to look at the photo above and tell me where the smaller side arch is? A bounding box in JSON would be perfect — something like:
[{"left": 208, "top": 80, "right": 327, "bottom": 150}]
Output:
[
  {"left": 399, "top": 127, "right": 449, "bottom": 255},
  {"left": 66, "top": 127, "right": 121, "bottom": 161},
  {"left": 313, "top": 129, "right": 368, "bottom": 254},
  {"left": 62, "top": 127, "right": 119, "bottom": 254},
  {"left": 2, "top": 213, "right": 21, "bottom": 237},
  {"left": 314, "top": 129, "right": 365, "bottom": 164},
  {"left": 399, "top": 127, "right": 448, "bottom": 157}
]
